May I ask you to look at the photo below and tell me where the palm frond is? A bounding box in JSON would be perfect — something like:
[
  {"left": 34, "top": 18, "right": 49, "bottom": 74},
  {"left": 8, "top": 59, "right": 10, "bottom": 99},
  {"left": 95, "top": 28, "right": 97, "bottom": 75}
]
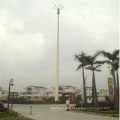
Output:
[
  {"left": 85, "top": 66, "right": 93, "bottom": 71},
  {"left": 103, "top": 60, "right": 112, "bottom": 65},
  {"left": 112, "top": 49, "right": 119, "bottom": 58},
  {"left": 94, "top": 65, "right": 102, "bottom": 69},
  {"left": 74, "top": 55, "right": 80, "bottom": 61},
  {"left": 92, "top": 51, "right": 101, "bottom": 61},
  {"left": 76, "top": 64, "right": 83, "bottom": 71},
  {"left": 94, "top": 69, "right": 101, "bottom": 72},
  {"left": 93, "top": 61, "right": 105, "bottom": 64},
  {"left": 101, "top": 51, "right": 113, "bottom": 60}
]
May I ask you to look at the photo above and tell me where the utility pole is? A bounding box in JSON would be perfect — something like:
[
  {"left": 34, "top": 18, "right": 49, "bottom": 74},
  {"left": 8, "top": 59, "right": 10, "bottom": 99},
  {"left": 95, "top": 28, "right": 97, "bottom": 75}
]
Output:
[{"left": 54, "top": 5, "right": 63, "bottom": 101}]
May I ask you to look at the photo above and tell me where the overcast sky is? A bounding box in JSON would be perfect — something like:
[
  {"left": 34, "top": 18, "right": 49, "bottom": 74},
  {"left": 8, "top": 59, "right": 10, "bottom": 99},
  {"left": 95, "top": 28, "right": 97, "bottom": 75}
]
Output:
[{"left": 0, "top": 0, "right": 119, "bottom": 92}]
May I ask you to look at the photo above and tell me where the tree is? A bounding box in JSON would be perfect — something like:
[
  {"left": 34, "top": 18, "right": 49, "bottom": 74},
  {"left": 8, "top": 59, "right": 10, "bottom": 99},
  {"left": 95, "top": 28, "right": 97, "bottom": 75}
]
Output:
[
  {"left": 59, "top": 94, "right": 69, "bottom": 103},
  {"left": 101, "top": 49, "right": 119, "bottom": 110},
  {"left": 85, "top": 52, "right": 104, "bottom": 107},
  {"left": 75, "top": 95, "right": 82, "bottom": 104},
  {"left": 74, "top": 52, "right": 88, "bottom": 105},
  {"left": 86, "top": 64, "right": 102, "bottom": 107}
]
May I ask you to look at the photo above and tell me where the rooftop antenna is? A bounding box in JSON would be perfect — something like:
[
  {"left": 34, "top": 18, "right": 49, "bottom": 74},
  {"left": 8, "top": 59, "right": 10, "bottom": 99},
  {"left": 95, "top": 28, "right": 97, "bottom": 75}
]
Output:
[{"left": 54, "top": 5, "right": 63, "bottom": 102}]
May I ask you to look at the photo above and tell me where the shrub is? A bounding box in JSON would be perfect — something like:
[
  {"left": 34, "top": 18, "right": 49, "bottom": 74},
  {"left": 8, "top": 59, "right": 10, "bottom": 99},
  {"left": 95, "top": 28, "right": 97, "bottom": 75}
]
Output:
[
  {"left": 59, "top": 94, "right": 69, "bottom": 103},
  {"left": 9, "top": 110, "right": 18, "bottom": 115},
  {"left": 0, "top": 112, "right": 6, "bottom": 115},
  {"left": 0, "top": 107, "right": 7, "bottom": 112}
]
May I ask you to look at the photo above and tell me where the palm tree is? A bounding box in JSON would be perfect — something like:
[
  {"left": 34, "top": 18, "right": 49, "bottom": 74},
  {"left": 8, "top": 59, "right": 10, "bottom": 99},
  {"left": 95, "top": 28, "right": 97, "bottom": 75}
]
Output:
[
  {"left": 101, "top": 49, "right": 119, "bottom": 110},
  {"left": 86, "top": 65, "right": 102, "bottom": 106},
  {"left": 114, "top": 59, "right": 119, "bottom": 99},
  {"left": 74, "top": 52, "right": 88, "bottom": 105},
  {"left": 85, "top": 52, "right": 104, "bottom": 107}
]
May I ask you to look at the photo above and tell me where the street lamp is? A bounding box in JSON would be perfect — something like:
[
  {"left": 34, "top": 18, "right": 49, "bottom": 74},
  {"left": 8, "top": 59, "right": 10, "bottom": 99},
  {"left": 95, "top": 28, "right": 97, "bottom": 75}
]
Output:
[
  {"left": 54, "top": 5, "right": 63, "bottom": 101},
  {"left": 7, "top": 78, "right": 14, "bottom": 112}
]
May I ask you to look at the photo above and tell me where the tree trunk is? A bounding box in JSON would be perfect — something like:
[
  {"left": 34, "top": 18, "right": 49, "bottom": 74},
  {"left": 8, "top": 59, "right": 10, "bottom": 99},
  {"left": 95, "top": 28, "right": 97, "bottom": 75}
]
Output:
[
  {"left": 116, "top": 71, "right": 119, "bottom": 94},
  {"left": 116, "top": 71, "right": 119, "bottom": 109},
  {"left": 82, "top": 66, "right": 87, "bottom": 105},
  {"left": 92, "top": 72, "right": 94, "bottom": 104},
  {"left": 93, "top": 70, "right": 98, "bottom": 107},
  {"left": 112, "top": 70, "right": 118, "bottom": 110}
]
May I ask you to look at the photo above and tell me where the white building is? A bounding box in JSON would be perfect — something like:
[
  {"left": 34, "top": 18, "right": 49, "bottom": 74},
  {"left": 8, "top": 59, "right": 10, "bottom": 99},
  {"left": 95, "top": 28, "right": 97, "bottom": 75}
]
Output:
[
  {"left": 98, "top": 89, "right": 109, "bottom": 96},
  {"left": 51, "top": 85, "right": 77, "bottom": 97},
  {"left": 19, "top": 85, "right": 47, "bottom": 100},
  {"left": 80, "top": 87, "right": 109, "bottom": 103},
  {"left": 0, "top": 87, "right": 8, "bottom": 101},
  {"left": 97, "top": 89, "right": 109, "bottom": 102},
  {"left": 80, "top": 87, "right": 92, "bottom": 103}
]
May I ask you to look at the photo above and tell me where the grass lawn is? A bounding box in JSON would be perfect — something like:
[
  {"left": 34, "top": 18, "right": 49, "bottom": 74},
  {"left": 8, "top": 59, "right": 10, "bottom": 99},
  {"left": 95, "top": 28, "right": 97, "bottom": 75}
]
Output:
[{"left": 0, "top": 116, "right": 33, "bottom": 120}]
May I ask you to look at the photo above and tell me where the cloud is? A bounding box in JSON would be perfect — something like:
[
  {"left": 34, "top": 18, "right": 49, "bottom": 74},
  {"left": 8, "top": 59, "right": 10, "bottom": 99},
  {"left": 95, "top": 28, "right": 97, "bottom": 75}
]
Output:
[{"left": 0, "top": 0, "right": 119, "bottom": 91}]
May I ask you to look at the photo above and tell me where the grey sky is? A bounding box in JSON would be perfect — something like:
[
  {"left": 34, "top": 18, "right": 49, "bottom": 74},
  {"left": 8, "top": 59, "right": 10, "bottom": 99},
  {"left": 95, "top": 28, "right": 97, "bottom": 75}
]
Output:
[{"left": 0, "top": 0, "right": 119, "bottom": 92}]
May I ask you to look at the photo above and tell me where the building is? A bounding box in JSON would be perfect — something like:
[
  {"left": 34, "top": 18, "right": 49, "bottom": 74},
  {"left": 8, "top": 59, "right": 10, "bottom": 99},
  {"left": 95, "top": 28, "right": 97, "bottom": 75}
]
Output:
[
  {"left": 51, "top": 85, "right": 78, "bottom": 97},
  {"left": 80, "top": 87, "right": 92, "bottom": 103},
  {"left": 98, "top": 89, "right": 109, "bottom": 96},
  {"left": 97, "top": 89, "right": 109, "bottom": 102},
  {"left": 80, "top": 87, "right": 109, "bottom": 103},
  {"left": 0, "top": 87, "right": 8, "bottom": 102},
  {"left": 10, "top": 92, "right": 19, "bottom": 99},
  {"left": 46, "top": 91, "right": 54, "bottom": 97},
  {"left": 19, "top": 85, "right": 47, "bottom": 101}
]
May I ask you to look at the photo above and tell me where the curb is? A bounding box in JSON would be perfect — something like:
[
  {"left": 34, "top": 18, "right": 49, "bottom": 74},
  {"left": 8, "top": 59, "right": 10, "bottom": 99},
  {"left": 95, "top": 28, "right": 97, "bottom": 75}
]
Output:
[{"left": 70, "top": 110, "right": 119, "bottom": 117}]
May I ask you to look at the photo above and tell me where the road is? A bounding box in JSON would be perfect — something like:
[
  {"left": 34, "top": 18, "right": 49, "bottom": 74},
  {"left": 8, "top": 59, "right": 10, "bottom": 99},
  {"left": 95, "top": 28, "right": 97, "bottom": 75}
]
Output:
[{"left": 10, "top": 104, "right": 119, "bottom": 120}]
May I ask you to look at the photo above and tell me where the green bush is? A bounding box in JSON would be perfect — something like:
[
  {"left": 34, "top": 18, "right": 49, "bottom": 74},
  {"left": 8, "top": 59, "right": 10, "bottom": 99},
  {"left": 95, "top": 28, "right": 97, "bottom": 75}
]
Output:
[
  {"left": 77, "top": 109, "right": 119, "bottom": 114},
  {"left": 9, "top": 110, "right": 18, "bottom": 115},
  {"left": 0, "top": 112, "right": 6, "bottom": 115},
  {"left": 59, "top": 94, "right": 69, "bottom": 103},
  {"left": 47, "top": 97, "right": 55, "bottom": 103},
  {"left": 0, "top": 110, "right": 18, "bottom": 115},
  {"left": 0, "top": 102, "right": 4, "bottom": 108}
]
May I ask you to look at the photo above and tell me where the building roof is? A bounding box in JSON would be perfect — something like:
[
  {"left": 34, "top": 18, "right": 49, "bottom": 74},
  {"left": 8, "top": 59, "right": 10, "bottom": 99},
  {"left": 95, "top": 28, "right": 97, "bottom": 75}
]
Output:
[
  {"left": 52, "top": 85, "right": 76, "bottom": 88},
  {"left": 27, "top": 85, "right": 47, "bottom": 89},
  {"left": 0, "top": 90, "right": 8, "bottom": 92},
  {"left": 63, "top": 85, "right": 76, "bottom": 88}
]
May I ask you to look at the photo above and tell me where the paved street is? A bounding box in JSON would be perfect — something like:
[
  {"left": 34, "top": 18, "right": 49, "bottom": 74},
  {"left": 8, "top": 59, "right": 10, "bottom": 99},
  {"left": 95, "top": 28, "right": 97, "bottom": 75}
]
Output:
[{"left": 11, "top": 104, "right": 119, "bottom": 120}]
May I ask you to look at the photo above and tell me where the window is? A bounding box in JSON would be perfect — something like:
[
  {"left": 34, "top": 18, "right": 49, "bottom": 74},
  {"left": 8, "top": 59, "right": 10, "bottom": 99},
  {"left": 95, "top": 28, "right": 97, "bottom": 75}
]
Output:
[
  {"left": 27, "top": 96, "right": 31, "bottom": 98},
  {"left": 27, "top": 88, "right": 32, "bottom": 90}
]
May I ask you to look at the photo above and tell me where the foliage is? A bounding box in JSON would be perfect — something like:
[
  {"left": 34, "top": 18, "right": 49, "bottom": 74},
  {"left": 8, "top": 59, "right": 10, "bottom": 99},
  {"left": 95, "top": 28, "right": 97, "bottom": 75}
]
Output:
[
  {"left": 0, "top": 102, "right": 3, "bottom": 108},
  {"left": 46, "top": 97, "right": 55, "bottom": 103},
  {"left": 75, "top": 95, "right": 82, "bottom": 104},
  {"left": 0, "top": 110, "right": 18, "bottom": 115},
  {"left": 74, "top": 52, "right": 88, "bottom": 105},
  {"left": 10, "top": 98, "right": 29, "bottom": 104},
  {"left": 71, "top": 108, "right": 119, "bottom": 114},
  {"left": 9, "top": 110, "right": 18, "bottom": 115},
  {"left": 59, "top": 94, "right": 69, "bottom": 103},
  {"left": 0, "top": 112, "right": 6, "bottom": 115},
  {"left": 0, "top": 103, "right": 7, "bottom": 112}
]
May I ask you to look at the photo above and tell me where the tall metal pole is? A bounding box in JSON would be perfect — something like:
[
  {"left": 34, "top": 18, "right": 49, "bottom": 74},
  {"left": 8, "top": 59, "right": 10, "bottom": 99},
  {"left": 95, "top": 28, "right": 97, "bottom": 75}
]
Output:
[
  {"left": 54, "top": 5, "right": 63, "bottom": 101},
  {"left": 7, "top": 81, "right": 11, "bottom": 112}
]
